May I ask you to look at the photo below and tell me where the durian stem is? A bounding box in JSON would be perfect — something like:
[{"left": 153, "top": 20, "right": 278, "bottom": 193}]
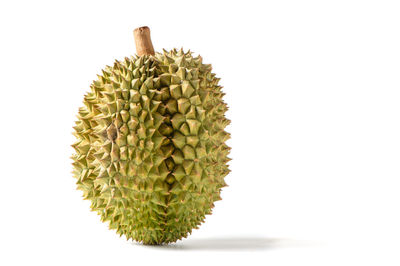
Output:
[{"left": 134, "top": 26, "right": 155, "bottom": 56}]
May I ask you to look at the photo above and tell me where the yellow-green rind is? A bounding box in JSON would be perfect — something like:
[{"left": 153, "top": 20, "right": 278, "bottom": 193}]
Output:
[{"left": 72, "top": 49, "right": 230, "bottom": 244}]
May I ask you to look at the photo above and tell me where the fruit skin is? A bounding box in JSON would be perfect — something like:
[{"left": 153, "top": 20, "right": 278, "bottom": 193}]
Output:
[{"left": 72, "top": 49, "right": 230, "bottom": 244}]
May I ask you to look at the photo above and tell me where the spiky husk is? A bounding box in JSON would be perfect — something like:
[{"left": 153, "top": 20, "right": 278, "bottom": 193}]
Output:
[{"left": 72, "top": 49, "right": 230, "bottom": 244}]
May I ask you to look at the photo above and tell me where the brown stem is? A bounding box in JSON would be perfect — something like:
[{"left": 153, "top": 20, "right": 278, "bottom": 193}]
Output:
[{"left": 133, "top": 26, "right": 155, "bottom": 56}]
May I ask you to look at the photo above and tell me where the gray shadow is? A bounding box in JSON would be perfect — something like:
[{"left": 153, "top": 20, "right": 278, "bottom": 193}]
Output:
[{"left": 134, "top": 237, "right": 313, "bottom": 251}]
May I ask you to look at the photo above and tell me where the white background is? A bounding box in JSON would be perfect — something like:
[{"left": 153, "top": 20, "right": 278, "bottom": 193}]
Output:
[{"left": 1, "top": 0, "right": 399, "bottom": 265}]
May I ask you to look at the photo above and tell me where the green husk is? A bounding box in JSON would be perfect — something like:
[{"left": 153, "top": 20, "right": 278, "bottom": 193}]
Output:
[{"left": 72, "top": 49, "right": 230, "bottom": 244}]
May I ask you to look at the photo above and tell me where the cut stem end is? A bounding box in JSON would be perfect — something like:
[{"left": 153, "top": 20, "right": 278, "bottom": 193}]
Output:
[{"left": 134, "top": 26, "right": 155, "bottom": 56}]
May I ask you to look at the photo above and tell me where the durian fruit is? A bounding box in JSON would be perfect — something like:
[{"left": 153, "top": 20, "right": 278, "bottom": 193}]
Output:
[{"left": 72, "top": 26, "right": 230, "bottom": 245}]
